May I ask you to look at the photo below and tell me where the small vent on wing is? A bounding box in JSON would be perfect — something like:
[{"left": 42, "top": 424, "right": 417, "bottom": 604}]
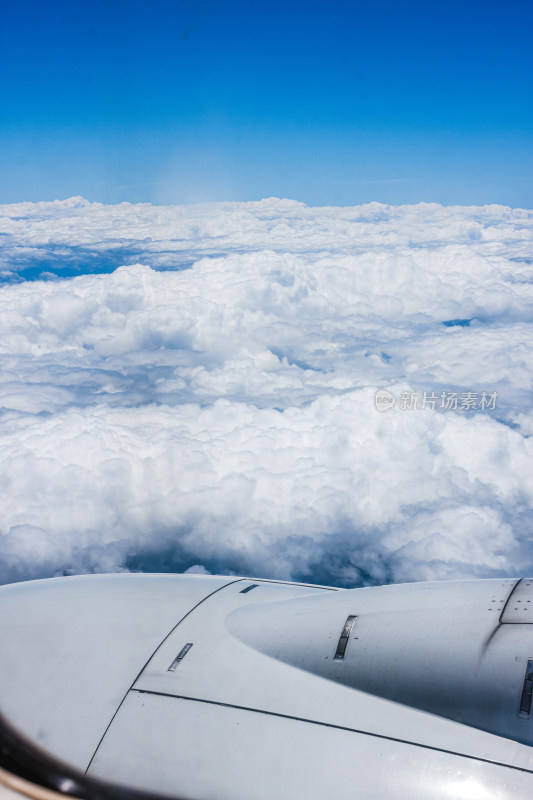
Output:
[
  {"left": 334, "top": 615, "right": 357, "bottom": 661},
  {"left": 519, "top": 659, "right": 533, "bottom": 718},
  {"left": 240, "top": 584, "right": 259, "bottom": 594},
  {"left": 168, "top": 643, "right": 193, "bottom": 671}
]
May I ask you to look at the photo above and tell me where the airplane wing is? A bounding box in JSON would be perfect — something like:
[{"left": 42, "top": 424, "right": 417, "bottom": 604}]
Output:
[{"left": 0, "top": 573, "right": 532, "bottom": 799}]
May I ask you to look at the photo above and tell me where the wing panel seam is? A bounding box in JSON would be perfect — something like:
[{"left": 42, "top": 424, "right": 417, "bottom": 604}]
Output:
[{"left": 130, "top": 688, "right": 533, "bottom": 776}]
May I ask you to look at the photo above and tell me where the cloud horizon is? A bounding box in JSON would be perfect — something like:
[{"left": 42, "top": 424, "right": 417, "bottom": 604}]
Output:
[{"left": 1, "top": 197, "right": 532, "bottom": 586}]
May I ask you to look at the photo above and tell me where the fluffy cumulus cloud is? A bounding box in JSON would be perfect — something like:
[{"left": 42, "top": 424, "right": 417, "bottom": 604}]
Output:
[{"left": 0, "top": 197, "right": 532, "bottom": 586}]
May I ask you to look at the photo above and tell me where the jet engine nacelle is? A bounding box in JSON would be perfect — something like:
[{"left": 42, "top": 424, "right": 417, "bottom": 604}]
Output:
[{"left": 227, "top": 576, "right": 533, "bottom": 745}]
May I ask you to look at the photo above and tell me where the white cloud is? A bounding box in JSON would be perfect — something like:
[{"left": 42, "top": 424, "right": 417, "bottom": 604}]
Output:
[{"left": 0, "top": 198, "right": 532, "bottom": 586}]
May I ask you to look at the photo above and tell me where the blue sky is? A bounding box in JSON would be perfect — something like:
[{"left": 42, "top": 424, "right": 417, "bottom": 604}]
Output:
[{"left": 1, "top": 0, "right": 532, "bottom": 207}]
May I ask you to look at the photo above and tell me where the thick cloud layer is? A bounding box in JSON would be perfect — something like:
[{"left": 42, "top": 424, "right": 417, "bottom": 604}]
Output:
[{"left": 0, "top": 198, "right": 532, "bottom": 586}]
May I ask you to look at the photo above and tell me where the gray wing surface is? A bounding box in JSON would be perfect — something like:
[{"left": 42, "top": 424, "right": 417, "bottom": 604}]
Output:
[{"left": 1, "top": 574, "right": 532, "bottom": 799}]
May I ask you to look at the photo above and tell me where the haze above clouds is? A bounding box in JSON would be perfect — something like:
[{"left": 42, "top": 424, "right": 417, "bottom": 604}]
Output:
[{"left": 0, "top": 198, "right": 532, "bottom": 586}]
